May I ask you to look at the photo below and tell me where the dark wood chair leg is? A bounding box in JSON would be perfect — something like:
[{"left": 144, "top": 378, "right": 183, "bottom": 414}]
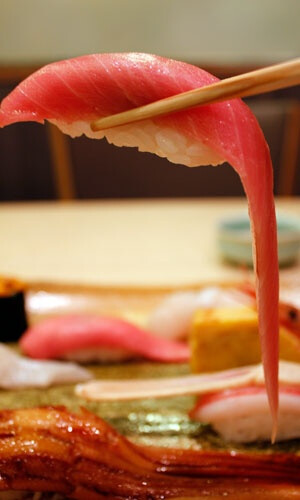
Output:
[
  {"left": 47, "top": 123, "right": 76, "bottom": 200},
  {"left": 278, "top": 101, "right": 300, "bottom": 196}
]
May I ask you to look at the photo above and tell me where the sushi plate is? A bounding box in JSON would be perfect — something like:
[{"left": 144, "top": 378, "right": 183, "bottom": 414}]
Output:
[
  {"left": 0, "top": 279, "right": 300, "bottom": 499},
  {"left": 1, "top": 279, "right": 295, "bottom": 453}
]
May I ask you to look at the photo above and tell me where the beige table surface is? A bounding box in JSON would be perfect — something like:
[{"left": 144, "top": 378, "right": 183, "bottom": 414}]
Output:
[{"left": 0, "top": 198, "right": 299, "bottom": 287}]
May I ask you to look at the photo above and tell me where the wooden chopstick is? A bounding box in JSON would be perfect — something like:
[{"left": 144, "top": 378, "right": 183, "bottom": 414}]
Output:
[{"left": 91, "top": 58, "right": 300, "bottom": 131}]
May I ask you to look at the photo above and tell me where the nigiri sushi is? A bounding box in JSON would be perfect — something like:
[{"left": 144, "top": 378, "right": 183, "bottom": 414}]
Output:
[
  {"left": 191, "top": 385, "right": 300, "bottom": 443},
  {"left": 75, "top": 359, "right": 300, "bottom": 443},
  {"left": 148, "top": 286, "right": 253, "bottom": 340},
  {"left": 189, "top": 360, "right": 300, "bottom": 443},
  {"left": 0, "top": 342, "right": 91, "bottom": 389},
  {"left": 20, "top": 314, "right": 190, "bottom": 363},
  {"left": 0, "top": 53, "right": 279, "bottom": 430}
]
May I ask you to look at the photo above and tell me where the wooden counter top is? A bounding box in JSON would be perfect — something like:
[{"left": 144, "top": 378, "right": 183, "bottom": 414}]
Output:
[{"left": 0, "top": 198, "right": 299, "bottom": 286}]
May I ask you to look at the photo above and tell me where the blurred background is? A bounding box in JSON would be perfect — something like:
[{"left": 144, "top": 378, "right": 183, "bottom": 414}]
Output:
[{"left": 0, "top": 0, "right": 299, "bottom": 201}]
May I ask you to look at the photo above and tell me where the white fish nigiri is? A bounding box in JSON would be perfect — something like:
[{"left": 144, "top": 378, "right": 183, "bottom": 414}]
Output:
[
  {"left": 0, "top": 343, "right": 91, "bottom": 389},
  {"left": 148, "top": 286, "right": 252, "bottom": 339}
]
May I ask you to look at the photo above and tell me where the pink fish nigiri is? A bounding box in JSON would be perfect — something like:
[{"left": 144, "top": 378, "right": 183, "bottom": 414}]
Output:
[
  {"left": 20, "top": 314, "right": 190, "bottom": 363},
  {"left": 191, "top": 385, "right": 300, "bottom": 443},
  {"left": 0, "top": 53, "right": 279, "bottom": 432}
]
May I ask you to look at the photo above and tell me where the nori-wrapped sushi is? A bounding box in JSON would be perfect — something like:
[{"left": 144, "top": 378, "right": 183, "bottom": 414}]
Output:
[{"left": 0, "top": 277, "right": 27, "bottom": 342}]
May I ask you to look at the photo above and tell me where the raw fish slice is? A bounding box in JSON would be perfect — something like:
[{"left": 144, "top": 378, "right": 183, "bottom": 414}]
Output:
[
  {"left": 20, "top": 314, "right": 190, "bottom": 362},
  {"left": 191, "top": 386, "right": 300, "bottom": 443},
  {"left": 0, "top": 53, "right": 279, "bottom": 430},
  {"left": 76, "top": 360, "right": 300, "bottom": 402},
  {"left": 0, "top": 343, "right": 91, "bottom": 389}
]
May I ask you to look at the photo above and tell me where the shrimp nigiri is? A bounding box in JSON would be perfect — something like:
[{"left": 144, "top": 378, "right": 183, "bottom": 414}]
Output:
[
  {"left": 189, "top": 361, "right": 300, "bottom": 443},
  {"left": 75, "top": 359, "right": 300, "bottom": 443},
  {"left": 0, "top": 53, "right": 279, "bottom": 431},
  {"left": 191, "top": 386, "right": 300, "bottom": 443}
]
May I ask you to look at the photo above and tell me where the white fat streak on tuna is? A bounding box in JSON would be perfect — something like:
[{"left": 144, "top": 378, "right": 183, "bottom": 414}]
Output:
[{"left": 50, "top": 119, "right": 223, "bottom": 167}]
